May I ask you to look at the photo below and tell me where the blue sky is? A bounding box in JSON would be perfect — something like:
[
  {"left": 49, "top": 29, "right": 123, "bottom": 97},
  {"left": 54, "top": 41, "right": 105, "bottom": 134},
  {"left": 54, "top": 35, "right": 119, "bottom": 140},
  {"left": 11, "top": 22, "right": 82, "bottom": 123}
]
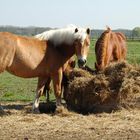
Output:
[{"left": 0, "top": 0, "right": 139, "bottom": 29}]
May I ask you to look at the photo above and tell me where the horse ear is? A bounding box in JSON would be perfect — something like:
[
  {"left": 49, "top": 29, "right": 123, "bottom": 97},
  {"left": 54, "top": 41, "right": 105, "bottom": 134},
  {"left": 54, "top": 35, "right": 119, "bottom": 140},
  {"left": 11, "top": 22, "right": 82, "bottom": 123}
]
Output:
[
  {"left": 106, "top": 26, "right": 111, "bottom": 31},
  {"left": 75, "top": 28, "right": 78, "bottom": 33},
  {"left": 86, "top": 28, "right": 90, "bottom": 34}
]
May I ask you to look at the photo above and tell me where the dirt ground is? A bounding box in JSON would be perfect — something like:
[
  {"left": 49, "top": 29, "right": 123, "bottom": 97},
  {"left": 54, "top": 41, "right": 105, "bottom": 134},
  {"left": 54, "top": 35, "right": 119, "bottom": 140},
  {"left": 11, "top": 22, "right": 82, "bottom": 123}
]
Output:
[{"left": 0, "top": 102, "right": 140, "bottom": 140}]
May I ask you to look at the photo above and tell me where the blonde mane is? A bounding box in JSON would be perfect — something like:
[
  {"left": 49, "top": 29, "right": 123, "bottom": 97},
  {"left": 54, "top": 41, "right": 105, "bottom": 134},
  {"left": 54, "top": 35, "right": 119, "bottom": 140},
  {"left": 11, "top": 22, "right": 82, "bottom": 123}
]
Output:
[{"left": 35, "top": 25, "right": 88, "bottom": 46}]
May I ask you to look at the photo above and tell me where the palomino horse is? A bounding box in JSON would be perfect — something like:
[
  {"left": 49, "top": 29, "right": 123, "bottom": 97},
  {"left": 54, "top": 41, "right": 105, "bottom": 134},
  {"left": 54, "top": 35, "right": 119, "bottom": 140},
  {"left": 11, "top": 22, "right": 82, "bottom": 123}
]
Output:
[
  {"left": 95, "top": 27, "right": 127, "bottom": 71},
  {"left": 0, "top": 26, "right": 90, "bottom": 113}
]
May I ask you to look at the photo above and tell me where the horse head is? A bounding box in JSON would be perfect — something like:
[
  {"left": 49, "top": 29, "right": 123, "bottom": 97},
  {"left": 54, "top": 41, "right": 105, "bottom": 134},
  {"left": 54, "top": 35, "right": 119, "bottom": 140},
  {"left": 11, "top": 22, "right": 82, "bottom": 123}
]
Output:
[
  {"left": 74, "top": 27, "right": 90, "bottom": 68},
  {"left": 35, "top": 25, "right": 90, "bottom": 68}
]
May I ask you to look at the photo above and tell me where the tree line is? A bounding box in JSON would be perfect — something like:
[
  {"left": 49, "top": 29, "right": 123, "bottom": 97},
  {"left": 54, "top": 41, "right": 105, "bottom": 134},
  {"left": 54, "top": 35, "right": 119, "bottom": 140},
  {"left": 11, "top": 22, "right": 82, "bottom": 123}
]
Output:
[{"left": 0, "top": 25, "right": 140, "bottom": 40}]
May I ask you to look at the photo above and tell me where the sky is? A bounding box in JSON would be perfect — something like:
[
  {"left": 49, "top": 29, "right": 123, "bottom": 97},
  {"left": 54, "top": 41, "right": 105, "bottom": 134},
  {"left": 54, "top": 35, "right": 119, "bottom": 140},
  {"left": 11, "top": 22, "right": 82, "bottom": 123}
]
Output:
[{"left": 0, "top": 0, "right": 140, "bottom": 29}]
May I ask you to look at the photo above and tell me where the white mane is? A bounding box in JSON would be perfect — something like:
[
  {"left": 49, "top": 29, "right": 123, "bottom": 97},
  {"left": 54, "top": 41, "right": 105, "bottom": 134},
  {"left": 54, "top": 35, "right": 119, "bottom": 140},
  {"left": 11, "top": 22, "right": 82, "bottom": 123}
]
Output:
[{"left": 35, "top": 25, "right": 88, "bottom": 46}]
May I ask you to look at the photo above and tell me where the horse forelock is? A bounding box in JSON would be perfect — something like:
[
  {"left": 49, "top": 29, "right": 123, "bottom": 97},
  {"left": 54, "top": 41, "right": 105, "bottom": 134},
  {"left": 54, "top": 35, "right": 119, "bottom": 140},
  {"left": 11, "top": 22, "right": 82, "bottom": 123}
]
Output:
[{"left": 35, "top": 26, "right": 89, "bottom": 47}]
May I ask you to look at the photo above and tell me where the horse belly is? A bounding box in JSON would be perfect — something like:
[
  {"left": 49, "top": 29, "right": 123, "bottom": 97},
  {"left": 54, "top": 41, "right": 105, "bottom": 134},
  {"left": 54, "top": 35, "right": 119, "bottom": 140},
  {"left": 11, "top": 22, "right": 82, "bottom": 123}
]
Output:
[
  {"left": 6, "top": 55, "right": 48, "bottom": 78},
  {"left": 7, "top": 63, "right": 48, "bottom": 78}
]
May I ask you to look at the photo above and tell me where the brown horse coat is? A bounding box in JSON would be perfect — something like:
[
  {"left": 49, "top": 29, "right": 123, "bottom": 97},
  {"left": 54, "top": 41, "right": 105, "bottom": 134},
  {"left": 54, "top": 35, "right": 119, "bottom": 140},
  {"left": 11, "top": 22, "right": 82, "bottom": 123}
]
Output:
[
  {"left": 95, "top": 27, "right": 127, "bottom": 70},
  {"left": 43, "top": 57, "right": 76, "bottom": 102}
]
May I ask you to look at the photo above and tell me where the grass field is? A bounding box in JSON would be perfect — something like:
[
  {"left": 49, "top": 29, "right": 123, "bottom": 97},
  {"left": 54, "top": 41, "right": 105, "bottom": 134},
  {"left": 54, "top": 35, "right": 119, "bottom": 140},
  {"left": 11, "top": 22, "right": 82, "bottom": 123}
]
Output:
[{"left": 0, "top": 40, "right": 140, "bottom": 101}]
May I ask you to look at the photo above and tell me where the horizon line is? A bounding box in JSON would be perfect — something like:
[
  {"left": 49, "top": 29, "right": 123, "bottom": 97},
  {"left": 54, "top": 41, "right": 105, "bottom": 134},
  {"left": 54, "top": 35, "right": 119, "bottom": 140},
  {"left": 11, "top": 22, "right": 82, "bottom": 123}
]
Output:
[{"left": 0, "top": 24, "right": 136, "bottom": 30}]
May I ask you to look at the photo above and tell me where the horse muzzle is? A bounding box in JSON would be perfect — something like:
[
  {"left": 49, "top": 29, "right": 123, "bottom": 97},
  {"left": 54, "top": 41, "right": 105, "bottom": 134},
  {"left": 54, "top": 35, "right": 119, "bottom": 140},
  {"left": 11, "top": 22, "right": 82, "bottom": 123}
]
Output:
[{"left": 78, "top": 58, "right": 87, "bottom": 68}]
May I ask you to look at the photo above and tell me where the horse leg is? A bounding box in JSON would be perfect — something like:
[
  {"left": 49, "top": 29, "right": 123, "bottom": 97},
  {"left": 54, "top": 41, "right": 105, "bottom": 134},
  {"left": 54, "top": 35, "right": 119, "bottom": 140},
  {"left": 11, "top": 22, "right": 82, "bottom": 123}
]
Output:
[
  {"left": 62, "top": 73, "right": 70, "bottom": 101},
  {"left": 43, "top": 77, "right": 51, "bottom": 102},
  {"left": 52, "top": 69, "right": 63, "bottom": 107},
  {"left": 32, "top": 77, "right": 47, "bottom": 113},
  {"left": 0, "top": 69, "right": 6, "bottom": 113}
]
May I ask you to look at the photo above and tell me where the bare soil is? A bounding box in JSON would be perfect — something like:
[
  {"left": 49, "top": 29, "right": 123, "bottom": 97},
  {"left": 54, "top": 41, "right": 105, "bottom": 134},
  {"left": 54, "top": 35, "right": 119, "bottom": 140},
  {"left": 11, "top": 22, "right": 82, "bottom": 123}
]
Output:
[{"left": 0, "top": 102, "right": 140, "bottom": 140}]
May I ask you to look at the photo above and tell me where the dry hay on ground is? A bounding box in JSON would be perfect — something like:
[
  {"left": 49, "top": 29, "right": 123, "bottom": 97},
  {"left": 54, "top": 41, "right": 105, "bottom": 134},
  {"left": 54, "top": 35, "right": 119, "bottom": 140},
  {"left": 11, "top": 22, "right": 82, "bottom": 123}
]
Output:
[
  {"left": 0, "top": 102, "right": 140, "bottom": 140},
  {"left": 65, "top": 61, "right": 140, "bottom": 114}
]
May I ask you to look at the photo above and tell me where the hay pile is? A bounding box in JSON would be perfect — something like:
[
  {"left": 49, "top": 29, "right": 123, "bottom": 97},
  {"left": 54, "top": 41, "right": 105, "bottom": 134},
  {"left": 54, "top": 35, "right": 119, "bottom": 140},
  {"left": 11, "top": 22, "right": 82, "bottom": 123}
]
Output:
[{"left": 65, "top": 61, "right": 140, "bottom": 114}]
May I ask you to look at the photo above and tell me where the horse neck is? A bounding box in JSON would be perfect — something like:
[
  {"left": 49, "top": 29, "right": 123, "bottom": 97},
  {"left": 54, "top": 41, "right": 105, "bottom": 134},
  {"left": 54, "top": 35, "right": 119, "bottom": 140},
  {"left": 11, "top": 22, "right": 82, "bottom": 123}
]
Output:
[
  {"left": 96, "top": 32, "right": 111, "bottom": 67},
  {"left": 56, "top": 43, "right": 75, "bottom": 60}
]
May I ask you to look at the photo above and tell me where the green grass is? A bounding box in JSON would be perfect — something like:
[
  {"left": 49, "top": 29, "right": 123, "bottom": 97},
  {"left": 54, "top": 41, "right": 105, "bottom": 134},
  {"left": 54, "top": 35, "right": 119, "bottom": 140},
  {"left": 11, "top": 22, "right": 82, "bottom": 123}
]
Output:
[
  {"left": 0, "top": 39, "right": 140, "bottom": 101},
  {"left": 86, "top": 39, "right": 96, "bottom": 68},
  {"left": 0, "top": 73, "right": 37, "bottom": 101},
  {"left": 126, "top": 41, "right": 140, "bottom": 64}
]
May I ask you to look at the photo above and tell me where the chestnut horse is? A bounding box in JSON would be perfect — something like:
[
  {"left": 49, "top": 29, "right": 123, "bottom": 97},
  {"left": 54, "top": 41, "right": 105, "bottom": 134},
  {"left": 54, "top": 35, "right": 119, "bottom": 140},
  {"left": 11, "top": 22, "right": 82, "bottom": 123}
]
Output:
[
  {"left": 43, "top": 56, "right": 76, "bottom": 102},
  {"left": 95, "top": 27, "right": 127, "bottom": 71},
  {"left": 0, "top": 26, "right": 90, "bottom": 113}
]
